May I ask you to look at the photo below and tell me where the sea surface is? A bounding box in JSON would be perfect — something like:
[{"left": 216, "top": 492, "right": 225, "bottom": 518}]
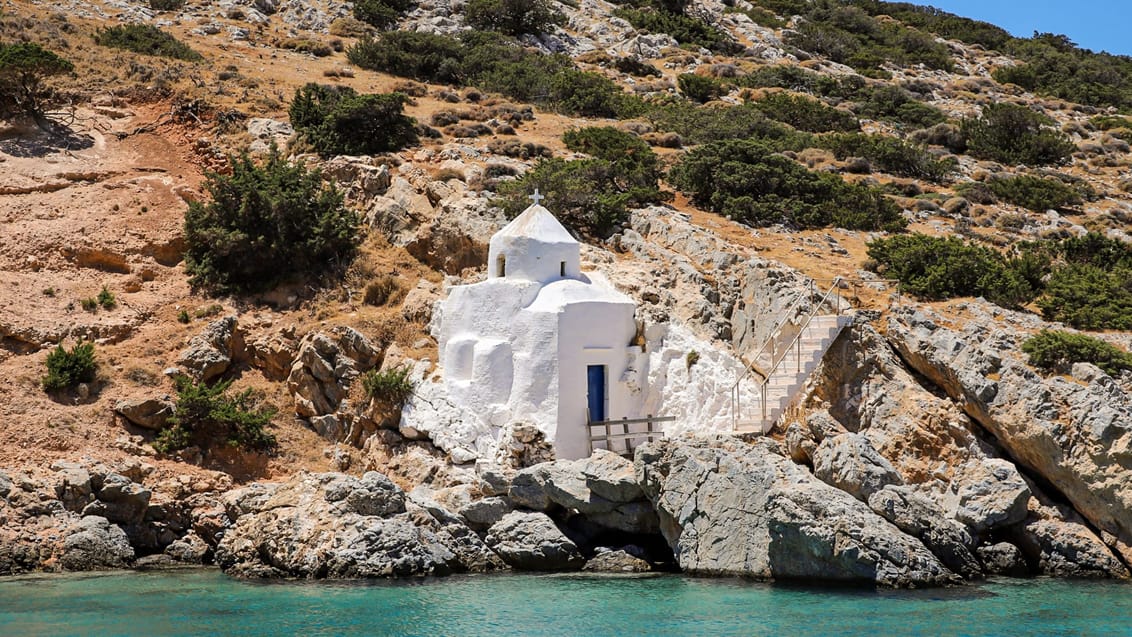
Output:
[{"left": 1, "top": 569, "right": 1129, "bottom": 636}]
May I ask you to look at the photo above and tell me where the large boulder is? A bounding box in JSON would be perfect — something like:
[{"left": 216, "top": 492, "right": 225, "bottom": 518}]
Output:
[
  {"left": 635, "top": 436, "right": 958, "bottom": 587},
  {"left": 114, "top": 397, "right": 174, "bottom": 430},
  {"left": 887, "top": 306, "right": 1132, "bottom": 564},
  {"left": 813, "top": 433, "right": 904, "bottom": 501},
  {"left": 946, "top": 458, "right": 1030, "bottom": 533},
  {"left": 867, "top": 485, "right": 981, "bottom": 579},
  {"left": 215, "top": 472, "right": 499, "bottom": 578},
  {"left": 287, "top": 327, "right": 381, "bottom": 442},
  {"left": 507, "top": 451, "right": 658, "bottom": 533},
  {"left": 178, "top": 316, "right": 244, "bottom": 382},
  {"left": 59, "top": 516, "right": 135, "bottom": 571},
  {"left": 485, "top": 511, "right": 585, "bottom": 571}
]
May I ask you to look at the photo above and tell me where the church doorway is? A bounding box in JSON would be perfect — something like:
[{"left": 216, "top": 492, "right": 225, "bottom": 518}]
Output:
[{"left": 587, "top": 364, "right": 607, "bottom": 422}]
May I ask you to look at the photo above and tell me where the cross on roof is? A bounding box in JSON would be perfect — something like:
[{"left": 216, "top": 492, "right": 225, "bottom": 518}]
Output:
[{"left": 529, "top": 189, "right": 544, "bottom": 207}]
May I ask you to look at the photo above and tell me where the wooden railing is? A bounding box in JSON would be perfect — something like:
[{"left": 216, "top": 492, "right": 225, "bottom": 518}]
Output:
[{"left": 588, "top": 415, "right": 674, "bottom": 457}]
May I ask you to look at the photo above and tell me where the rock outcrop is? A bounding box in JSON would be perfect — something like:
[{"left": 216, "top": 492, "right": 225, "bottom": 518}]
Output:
[
  {"left": 215, "top": 471, "right": 504, "bottom": 578},
  {"left": 178, "top": 316, "right": 245, "bottom": 382},
  {"left": 287, "top": 326, "right": 382, "bottom": 442},
  {"left": 887, "top": 306, "right": 1132, "bottom": 565},
  {"left": 635, "top": 436, "right": 958, "bottom": 587},
  {"left": 485, "top": 511, "right": 585, "bottom": 571}
]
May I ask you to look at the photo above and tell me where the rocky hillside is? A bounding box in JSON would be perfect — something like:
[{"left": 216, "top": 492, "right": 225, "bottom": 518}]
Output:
[{"left": 4, "top": 0, "right": 1132, "bottom": 584}]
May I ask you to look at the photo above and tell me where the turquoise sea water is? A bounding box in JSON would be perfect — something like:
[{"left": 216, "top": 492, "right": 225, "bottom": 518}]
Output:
[{"left": 1, "top": 569, "right": 1130, "bottom": 637}]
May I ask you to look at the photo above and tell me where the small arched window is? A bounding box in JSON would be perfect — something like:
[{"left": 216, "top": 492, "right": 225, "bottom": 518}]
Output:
[
  {"left": 560, "top": 261, "right": 566, "bottom": 277},
  {"left": 497, "top": 254, "right": 507, "bottom": 277}
]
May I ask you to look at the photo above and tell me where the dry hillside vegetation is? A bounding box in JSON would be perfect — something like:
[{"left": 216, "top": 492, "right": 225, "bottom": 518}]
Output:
[{"left": 1, "top": 0, "right": 1132, "bottom": 489}]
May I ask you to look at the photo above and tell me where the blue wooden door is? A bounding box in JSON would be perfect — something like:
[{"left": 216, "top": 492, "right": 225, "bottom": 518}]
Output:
[{"left": 587, "top": 365, "right": 606, "bottom": 422}]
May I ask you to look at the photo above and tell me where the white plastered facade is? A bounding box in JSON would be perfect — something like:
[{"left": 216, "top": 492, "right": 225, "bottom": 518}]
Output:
[
  {"left": 403, "top": 204, "right": 759, "bottom": 462},
  {"left": 435, "top": 204, "right": 640, "bottom": 460}
]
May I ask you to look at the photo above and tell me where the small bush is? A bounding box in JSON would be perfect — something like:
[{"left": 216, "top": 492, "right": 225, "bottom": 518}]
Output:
[
  {"left": 97, "top": 286, "right": 116, "bottom": 309},
  {"left": 1023, "top": 330, "right": 1132, "bottom": 377},
  {"left": 668, "top": 138, "right": 906, "bottom": 231},
  {"left": 614, "top": 57, "right": 661, "bottom": 77},
  {"left": 93, "top": 24, "right": 202, "bottom": 62},
  {"left": 289, "top": 83, "right": 418, "bottom": 156},
  {"left": 184, "top": 147, "right": 359, "bottom": 294},
  {"left": 278, "top": 38, "right": 333, "bottom": 57},
  {"left": 177, "top": 309, "right": 191, "bottom": 324},
  {"left": 866, "top": 233, "right": 1037, "bottom": 308},
  {"left": 42, "top": 341, "right": 97, "bottom": 392},
  {"left": 353, "top": 0, "right": 413, "bottom": 29},
  {"left": 677, "top": 73, "right": 726, "bottom": 103},
  {"left": 149, "top": 0, "right": 185, "bottom": 10},
  {"left": 1037, "top": 263, "right": 1132, "bottom": 330},
  {"left": 960, "top": 103, "right": 1075, "bottom": 166},
  {"left": 156, "top": 377, "right": 277, "bottom": 454},
  {"left": 363, "top": 275, "right": 405, "bottom": 306},
  {"left": 465, "top": 0, "right": 564, "bottom": 36},
  {"left": 751, "top": 92, "right": 859, "bottom": 133},
  {"left": 645, "top": 101, "right": 808, "bottom": 146},
  {"left": 80, "top": 297, "right": 98, "bottom": 312},
  {"left": 362, "top": 366, "right": 415, "bottom": 407},
  {"left": 985, "top": 174, "right": 1083, "bottom": 212},
  {"left": 820, "top": 133, "right": 956, "bottom": 182},
  {"left": 495, "top": 126, "right": 666, "bottom": 237},
  {"left": 347, "top": 31, "right": 465, "bottom": 83},
  {"left": 0, "top": 42, "right": 74, "bottom": 120}
]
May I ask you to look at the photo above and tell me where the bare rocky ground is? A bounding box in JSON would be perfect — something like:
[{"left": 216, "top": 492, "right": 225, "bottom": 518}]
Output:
[{"left": 3, "top": 0, "right": 1132, "bottom": 585}]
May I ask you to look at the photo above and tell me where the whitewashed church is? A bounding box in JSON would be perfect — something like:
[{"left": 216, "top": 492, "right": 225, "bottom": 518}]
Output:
[
  {"left": 436, "top": 194, "right": 645, "bottom": 459},
  {"left": 401, "top": 194, "right": 752, "bottom": 463}
]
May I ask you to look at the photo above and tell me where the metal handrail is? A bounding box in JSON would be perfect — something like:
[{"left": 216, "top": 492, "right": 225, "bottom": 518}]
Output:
[
  {"left": 735, "top": 280, "right": 816, "bottom": 382},
  {"left": 730, "top": 277, "right": 847, "bottom": 431}
]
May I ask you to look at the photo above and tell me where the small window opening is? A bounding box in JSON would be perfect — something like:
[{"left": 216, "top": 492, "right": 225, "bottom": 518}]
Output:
[
  {"left": 497, "top": 254, "right": 507, "bottom": 277},
  {"left": 560, "top": 261, "right": 566, "bottom": 277}
]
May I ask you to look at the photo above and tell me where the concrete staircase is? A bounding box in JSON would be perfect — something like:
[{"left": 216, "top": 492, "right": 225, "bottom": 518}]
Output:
[{"left": 730, "top": 280, "right": 854, "bottom": 435}]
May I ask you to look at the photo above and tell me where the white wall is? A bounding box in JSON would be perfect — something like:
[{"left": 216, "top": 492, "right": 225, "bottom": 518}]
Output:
[{"left": 488, "top": 235, "right": 581, "bottom": 284}]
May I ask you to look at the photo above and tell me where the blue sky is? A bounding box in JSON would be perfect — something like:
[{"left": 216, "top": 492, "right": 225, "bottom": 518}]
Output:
[{"left": 920, "top": 1, "right": 1132, "bottom": 56}]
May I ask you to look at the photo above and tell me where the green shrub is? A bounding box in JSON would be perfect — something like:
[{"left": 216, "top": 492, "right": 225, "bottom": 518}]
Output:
[
  {"left": 97, "top": 286, "right": 116, "bottom": 309},
  {"left": 669, "top": 138, "right": 906, "bottom": 231},
  {"left": 782, "top": 4, "right": 952, "bottom": 74},
  {"left": 362, "top": 366, "right": 415, "bottom": 407},
  {"left": 184, "top": 147, "right": 359, "bottom": 294},
  {"left": 865, "top": 233, "right": 1036, "bottom": 307},
  {"left": 960, "top": 103, "right": 1074, "bottom": 166},
  {"left": 1037, "top": 263, "right": 1132, "bottom": 330},
  {"left": 0, "top": 42, "right": 74, "bottom": 120},
  {"left": 289, "top": 84, "right": 418, "bottom": 156},
  {"left": 645, "top": 101, "right": 809, "bottom": 146},
  {"left": 353, "top": 0, "right": 413, "bottom": 29},
  {"left": 985, "top": 175, "right": 1083, "bottom": 212},
  {"left": 612, "top": 7, "right": 739, "bottom": 53},
  {"left": 465, "top": 0, "right": 564, "bottom": 36},
  {"left": 751, "top": 92, "right": 859, "bottom": 133},
  {"left": 1023, "top": 329, "right": 1132, "bottom": 377},
  {"left": 156, "top": 377, "right": 277, "bottom": 454},
  {"left": 614, "top": 56, "right": 661, "bottom": 77},
  {"left": 80, "top": 297, "right": 98, "bottom": 312},
  {"left": 1091, "top": 115, "right": 1132, "bottom": 131},
  {"left": 677, "top": 73, "right": 726, "bottom": 103},
  {"left": 42, "top": 341, "right": 97, "bottom": 392},
  {"left": 93, "top": 24, "right": 202, "bottom": 61},
  {"left": 347, "top": 31, "right": 465, "bottom": 83},
  {"left": 497, "top": 127, "right": 667, "bottom": 237},
  {"left": 148, "top": 0, "right": 185, "bottom": 10},
  {"left": 851, "top": 84, "right": 946, "bottom": 128},
  {"left": 993, "top": 33, "right": 1132, "bottom": 110},
  {"left": 820, "top": 133, "right": 956, "bottom": 182}
]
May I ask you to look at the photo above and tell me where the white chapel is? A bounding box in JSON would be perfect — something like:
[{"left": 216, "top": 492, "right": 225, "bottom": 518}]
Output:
[{"left": 435, "top": 195, "right": 645, "bottom": 459}]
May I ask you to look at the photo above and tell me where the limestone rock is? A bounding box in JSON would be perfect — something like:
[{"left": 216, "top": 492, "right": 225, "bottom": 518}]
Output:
[
  {"left": 583, "top": 549, "right": 652, "bottom": 573},
  {"left": 164, "top": 532, "right": 211, "bottom": 564},
  {"left": 216, "top": 471, "right": 495, "bottom": 578},
  {"left": 509, "top": 464, "right": 553, "bottom": 511},
  {"left": 1009, "top": 480, "right": 1130, "bottom": 578},
  {"left": 578, "top": 449, "right": 644, "bottom": 503},
  {"left": 976, "top": 542, "right": 1030, "bottom": 577},
  {"left": 59, "top": 516, "right": 135, "bottom": 571},
  {"left": 84, "top": 473, "right": 152, "bottom": 525},
  {"left": 459, "top": 496, "right": 513, "bottom": 531},
  {"left": 948, "top": 458, "right": 1030, "bottom": 533},
  {"left": 813, "top": 433, "right": 904, "bottom": 502},
  {"left": 114, "top": 397, "right": 174, "bottom": 431},
  {"left": 887, "top": 306, "right": 1132, "bottom": 563},
  {"left": 247, "top": 327, "right": 299, "bottom": 381},
  {"left": 178, "top": 316, "right": 244, "bottom": 382},
  {"left": 485, "top": 511, "right": 585, "bottom": 571},
  {"left": 635, "top": 436, "right": 958, "bottom": 587},
  {"left": 288, "top": 326, "right": 382, "bottom": 442},
  {"left": 868, "top": 485, "right": 981, "bottom": 579}
]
